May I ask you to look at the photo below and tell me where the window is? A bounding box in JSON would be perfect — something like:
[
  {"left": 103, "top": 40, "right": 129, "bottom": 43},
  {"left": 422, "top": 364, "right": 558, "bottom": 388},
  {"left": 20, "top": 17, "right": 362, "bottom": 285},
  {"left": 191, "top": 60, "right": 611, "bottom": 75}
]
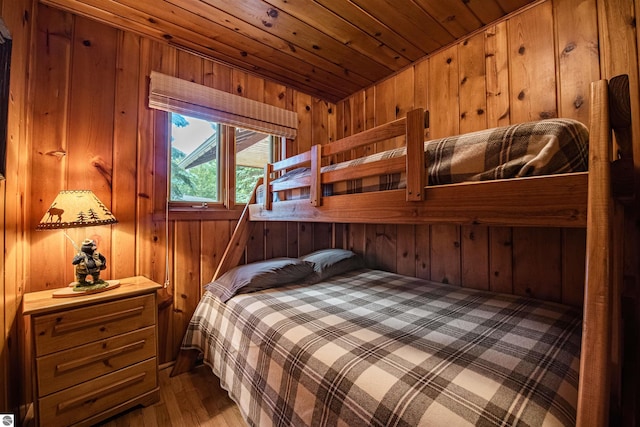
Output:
[
  {"left": 169, "top": 113, "right": 273, "bottom": 206},
  {"left": 149, "top": 71, "right": 297, "bottom": 211}
]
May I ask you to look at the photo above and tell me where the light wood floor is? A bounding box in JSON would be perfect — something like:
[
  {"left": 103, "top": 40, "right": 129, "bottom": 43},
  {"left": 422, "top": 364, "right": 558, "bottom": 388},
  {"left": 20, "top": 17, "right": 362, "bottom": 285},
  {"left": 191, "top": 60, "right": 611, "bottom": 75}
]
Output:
[{"left": 97, "top": 364, "right": 245, "bottom": 427}]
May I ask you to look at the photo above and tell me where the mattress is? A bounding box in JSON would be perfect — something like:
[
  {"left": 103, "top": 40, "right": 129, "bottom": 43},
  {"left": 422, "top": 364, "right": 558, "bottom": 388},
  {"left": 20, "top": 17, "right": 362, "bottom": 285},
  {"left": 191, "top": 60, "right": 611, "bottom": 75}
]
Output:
[
  {"left": 182, "top": 268, "right": 582, "bottom": 427},
  {"left": 257, "top": 118, "right": 589, "bottom": 203}
]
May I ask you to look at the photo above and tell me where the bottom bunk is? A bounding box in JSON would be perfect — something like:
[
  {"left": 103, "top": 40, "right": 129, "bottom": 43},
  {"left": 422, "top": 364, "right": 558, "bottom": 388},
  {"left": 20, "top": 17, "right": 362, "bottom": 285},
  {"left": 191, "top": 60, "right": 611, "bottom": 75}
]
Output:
[
  {"left": 171, "top": 75, "right": 633, "bottom": 426},
  {"left": 181, "top": 255, "right": 582, "bottom": 427}
]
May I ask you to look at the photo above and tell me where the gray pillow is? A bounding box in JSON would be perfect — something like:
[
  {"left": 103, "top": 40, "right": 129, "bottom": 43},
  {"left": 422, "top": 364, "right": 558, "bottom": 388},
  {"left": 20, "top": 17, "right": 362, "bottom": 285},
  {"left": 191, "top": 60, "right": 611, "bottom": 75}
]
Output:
[
  {"left": 301, "top": 249, "right": 363, "bottom": 283},
  {"left": 205, "top": 257, "right": 313, "bottom": 302}
]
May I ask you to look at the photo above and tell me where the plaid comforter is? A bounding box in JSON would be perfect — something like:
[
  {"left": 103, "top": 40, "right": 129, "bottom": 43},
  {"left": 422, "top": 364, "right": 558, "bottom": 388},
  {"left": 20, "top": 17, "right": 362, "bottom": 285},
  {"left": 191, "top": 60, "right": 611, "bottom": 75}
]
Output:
[
  {"left": 257, "top": 118, "right": 589, "bottom": 202},
  {"left": 182, "top": 269, "right": 582, "bottom": 427}
]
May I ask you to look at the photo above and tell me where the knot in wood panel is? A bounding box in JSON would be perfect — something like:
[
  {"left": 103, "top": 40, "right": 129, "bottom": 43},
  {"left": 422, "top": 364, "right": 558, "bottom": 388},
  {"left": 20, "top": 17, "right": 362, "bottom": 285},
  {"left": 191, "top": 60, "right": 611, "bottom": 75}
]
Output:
[
  {"left": 562, "top": 42, "right": 576, "bottom": 55},
  {"left": 45, "top": 150, "right": 66, "bottom": 159},
  {"left": 539, "top": 111, "right": 556, "bottom": 119},
  {"left": 91, "top": 156, "right": 113, "bottom": 187}
]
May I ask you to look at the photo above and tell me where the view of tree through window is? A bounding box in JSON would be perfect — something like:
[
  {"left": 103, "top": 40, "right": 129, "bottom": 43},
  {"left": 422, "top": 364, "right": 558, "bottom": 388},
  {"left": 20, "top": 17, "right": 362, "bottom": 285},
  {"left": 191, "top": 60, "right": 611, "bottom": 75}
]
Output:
[
  {"left": 170, "top": 114, "right": 219, "bottom": 202},
  {"left": 170, "top": 113, "right": 271, "bottom": 205},
  {"left": 235, "top": 127, "right": 271, "bottom": 203}
]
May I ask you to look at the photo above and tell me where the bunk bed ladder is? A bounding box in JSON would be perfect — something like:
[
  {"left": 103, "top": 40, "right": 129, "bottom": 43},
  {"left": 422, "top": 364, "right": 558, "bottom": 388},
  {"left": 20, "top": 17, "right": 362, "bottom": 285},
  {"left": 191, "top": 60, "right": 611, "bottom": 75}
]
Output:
[
  {"left": 170, "top": 178, "right": 263, "bottom": 377},
  {"left": 212, "top": 178, "right": 262, "bottom": 281}
]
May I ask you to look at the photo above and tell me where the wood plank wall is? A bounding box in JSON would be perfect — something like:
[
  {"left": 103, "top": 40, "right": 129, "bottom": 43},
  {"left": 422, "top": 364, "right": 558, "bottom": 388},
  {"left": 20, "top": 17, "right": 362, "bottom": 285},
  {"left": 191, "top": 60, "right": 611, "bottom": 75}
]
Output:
[
  {"left": 3, "top": 0, "right": 640, "bottom": 420},
  {"left": 25, "top": 4, "right": 338, "bottom": 370},
  {"left": 336, "top": 1, "right": 640, "bottom": 419},
  {"left": 337, "top": 0, "right": 604, "bottom": 306},
  {"left": 1, "top": 0, "right": 33, "bottom": 419}
]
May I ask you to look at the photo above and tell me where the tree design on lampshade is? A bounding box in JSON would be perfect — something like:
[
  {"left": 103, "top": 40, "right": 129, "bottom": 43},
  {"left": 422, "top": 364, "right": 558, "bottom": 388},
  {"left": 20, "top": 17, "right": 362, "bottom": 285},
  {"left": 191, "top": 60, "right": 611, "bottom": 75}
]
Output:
[{"left": 36, "top": 190, "right": 117, "bottom": 230}]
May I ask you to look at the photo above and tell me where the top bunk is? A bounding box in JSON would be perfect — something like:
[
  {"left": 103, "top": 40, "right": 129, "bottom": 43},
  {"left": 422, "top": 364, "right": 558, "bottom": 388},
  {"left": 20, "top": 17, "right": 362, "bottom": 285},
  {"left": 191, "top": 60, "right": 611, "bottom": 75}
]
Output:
[{"left": 248, "top": 76, "right": 634, "bottom": 228}]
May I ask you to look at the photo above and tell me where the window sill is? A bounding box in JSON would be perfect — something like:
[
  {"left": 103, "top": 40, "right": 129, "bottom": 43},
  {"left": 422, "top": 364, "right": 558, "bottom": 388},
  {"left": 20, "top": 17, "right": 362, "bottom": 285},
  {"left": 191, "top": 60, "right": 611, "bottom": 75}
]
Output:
[{"left": 154, "top": 207, "right": 244, "bottom": 221}]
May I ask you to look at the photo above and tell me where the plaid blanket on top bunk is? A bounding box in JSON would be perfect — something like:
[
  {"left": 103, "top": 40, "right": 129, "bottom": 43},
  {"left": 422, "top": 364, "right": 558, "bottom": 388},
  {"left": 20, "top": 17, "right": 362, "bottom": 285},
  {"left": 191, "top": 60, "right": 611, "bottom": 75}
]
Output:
[
  {"left": 182, "top": 269, "right": 582, "bottom": 427},
  {"left": 258, "top": 118, "right": 588, "bottom": 201}
]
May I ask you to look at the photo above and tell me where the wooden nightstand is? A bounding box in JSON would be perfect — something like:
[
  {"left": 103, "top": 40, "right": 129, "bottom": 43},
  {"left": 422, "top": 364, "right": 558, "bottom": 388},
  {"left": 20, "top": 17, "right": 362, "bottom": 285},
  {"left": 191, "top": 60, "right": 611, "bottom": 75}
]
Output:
[{"left": 22, "top": 276, "right": 162, "bottom": 427}]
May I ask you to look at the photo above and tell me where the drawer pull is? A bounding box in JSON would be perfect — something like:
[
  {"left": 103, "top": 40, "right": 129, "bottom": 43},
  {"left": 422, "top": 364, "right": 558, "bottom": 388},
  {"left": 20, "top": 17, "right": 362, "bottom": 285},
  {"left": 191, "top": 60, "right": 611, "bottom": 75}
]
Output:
[
  {"left": 56, "top": 372, "right": 147, "bottom": 413},
  {"left": 53, "top": 306, "right": 145, "bottom": 334},
  {"left": 55, "top": 340, "right": 147, "bottom": 373}
]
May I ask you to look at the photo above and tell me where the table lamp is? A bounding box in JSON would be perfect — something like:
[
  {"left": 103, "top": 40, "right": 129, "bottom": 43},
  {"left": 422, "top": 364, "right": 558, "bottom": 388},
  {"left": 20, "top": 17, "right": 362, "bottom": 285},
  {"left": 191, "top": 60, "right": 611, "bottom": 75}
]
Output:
[{"left": 36, "top": 190, "right": 118, "bottom": 295}]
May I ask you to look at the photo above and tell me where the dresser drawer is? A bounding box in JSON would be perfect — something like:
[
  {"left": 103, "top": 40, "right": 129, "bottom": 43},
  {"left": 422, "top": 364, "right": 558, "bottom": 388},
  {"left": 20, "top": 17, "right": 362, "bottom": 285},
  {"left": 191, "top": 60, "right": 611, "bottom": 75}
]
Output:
[
  {"left": 33, "top": 294, "right": 156, "bottom": 356},
  {"left": 38, "top": 358, "right": 157, "bottom": 427},
  {"left": 36, "top": 326, "right": 157, "bottom": 397}
]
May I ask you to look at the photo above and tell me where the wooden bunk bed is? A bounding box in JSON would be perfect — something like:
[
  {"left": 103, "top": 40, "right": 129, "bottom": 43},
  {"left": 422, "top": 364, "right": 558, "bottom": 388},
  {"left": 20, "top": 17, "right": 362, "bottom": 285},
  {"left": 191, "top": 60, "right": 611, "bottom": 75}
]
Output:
[{"left": 173, "top": 76, "right": 634, "bottom": 427}]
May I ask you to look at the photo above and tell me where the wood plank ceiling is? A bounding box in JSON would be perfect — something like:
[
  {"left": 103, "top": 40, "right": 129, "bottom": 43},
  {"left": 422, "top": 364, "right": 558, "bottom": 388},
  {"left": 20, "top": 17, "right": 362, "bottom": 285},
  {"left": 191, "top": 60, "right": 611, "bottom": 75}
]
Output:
[{"left": 40, "top": 0, "right": 538, "bottom": 103}]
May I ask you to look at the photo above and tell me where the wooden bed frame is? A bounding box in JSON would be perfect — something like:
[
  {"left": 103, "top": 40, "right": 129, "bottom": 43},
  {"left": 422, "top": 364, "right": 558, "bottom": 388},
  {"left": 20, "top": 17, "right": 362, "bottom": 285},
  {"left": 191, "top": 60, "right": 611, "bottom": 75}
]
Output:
[
  {"left": 251, "top": 111, "right": 588, "bottom": 228},
  {"left": 173, "top": 76, "right": 634, "bottom": 427}
]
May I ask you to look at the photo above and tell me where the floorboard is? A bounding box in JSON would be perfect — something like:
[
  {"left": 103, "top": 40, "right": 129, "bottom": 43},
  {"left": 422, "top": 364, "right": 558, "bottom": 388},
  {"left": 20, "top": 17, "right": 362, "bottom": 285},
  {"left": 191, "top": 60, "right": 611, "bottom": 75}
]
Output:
[{"left": 97, "top": 365, "right": 245, "bottom": 427}]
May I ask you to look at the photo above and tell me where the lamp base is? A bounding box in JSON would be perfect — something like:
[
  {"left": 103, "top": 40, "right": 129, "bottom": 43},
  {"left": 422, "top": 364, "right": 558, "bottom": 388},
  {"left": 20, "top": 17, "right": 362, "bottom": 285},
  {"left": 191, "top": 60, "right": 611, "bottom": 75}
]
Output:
[{"left": 52, "top": 280, "right": 121, "bottom": 298}]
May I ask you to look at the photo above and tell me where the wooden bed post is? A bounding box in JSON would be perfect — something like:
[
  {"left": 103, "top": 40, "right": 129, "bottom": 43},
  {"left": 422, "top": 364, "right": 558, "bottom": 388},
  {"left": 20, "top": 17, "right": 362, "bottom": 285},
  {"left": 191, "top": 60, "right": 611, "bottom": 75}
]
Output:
[
  {"left": 406, "top": 108, "right": 426, "bottom": 201},
  {"left": 309, "top": 144, "right": 321, "bottom": 206},
  {"left": 264, "top": 163, "right": 273, "bottom": 210},
  {"left": 576, "top": 78, "right": 614, "bottom": 426},
  {"left": 605, "top": 74, "right": 633, "bottom": 420}
]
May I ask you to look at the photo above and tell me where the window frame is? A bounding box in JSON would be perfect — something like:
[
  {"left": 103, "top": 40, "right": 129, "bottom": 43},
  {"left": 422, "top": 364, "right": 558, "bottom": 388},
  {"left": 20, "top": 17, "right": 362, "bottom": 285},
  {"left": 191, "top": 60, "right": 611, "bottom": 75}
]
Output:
[
  {"left": 167, "top": 116, "right": 279, "bottom": 217},
  {"left": 148, "top": 72, "right": 297, "bottom": 219}
]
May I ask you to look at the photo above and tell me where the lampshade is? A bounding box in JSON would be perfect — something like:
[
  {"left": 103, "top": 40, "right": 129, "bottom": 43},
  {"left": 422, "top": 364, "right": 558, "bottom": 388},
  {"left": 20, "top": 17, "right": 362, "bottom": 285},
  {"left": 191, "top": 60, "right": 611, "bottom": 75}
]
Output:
[{"left": 36, "top": 190, "right": 117, "bottom": 230}]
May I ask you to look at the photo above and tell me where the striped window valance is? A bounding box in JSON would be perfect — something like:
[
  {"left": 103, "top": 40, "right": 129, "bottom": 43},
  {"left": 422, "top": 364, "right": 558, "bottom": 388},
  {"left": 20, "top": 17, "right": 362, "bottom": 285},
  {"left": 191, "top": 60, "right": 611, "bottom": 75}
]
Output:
[{"left": 148, "top": 71, "right": 298, "bottom": 139}]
